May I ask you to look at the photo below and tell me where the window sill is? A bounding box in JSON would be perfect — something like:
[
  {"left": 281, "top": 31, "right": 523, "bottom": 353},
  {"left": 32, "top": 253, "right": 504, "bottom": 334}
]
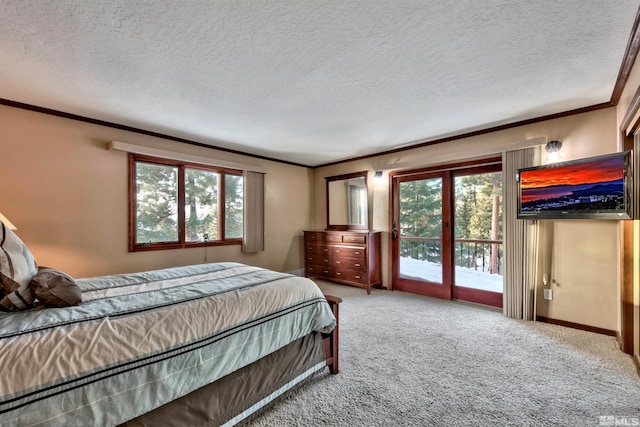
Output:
[{"left": 129, "top": 239, "right": 242, "bottom": 252}]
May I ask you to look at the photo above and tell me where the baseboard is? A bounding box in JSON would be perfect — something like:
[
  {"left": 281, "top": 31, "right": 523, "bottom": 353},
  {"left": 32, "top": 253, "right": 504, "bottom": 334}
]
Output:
[
  {"left": 635, "top": 354, "right": 640, "bottom": 377},
  {"left": 535, "top": 316, "right": 617, "bottom": 337}
]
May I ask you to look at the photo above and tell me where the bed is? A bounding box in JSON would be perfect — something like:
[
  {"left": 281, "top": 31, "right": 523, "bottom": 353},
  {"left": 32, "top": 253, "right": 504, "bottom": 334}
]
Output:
[{"left": 0, "top": 260, "right": 340, "bottom": 427}]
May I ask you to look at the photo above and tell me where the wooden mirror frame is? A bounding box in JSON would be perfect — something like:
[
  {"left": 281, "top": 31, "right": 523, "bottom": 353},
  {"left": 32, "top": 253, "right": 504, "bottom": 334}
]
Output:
[{"left": 325, "top": 171, "right": 369, "bottom": 231}]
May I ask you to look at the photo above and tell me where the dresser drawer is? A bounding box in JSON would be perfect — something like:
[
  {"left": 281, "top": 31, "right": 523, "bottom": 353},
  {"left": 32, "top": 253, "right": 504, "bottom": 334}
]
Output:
[
  {"left": 305, "top": 231, "right": 324, "bottom": 242},
  {"left": 333, "top": 257, "right": 365, "bottom": 271},
  {"left": 306, "top": 265, "right": 333, "bottom": 276},
  {"left": 342, "top": 234, "right": 366, "bottom": 244},
  {"left": 306, "top": 243, "right": 332, "bottom": 255},
  {"left": 306, "top": 253, "right": 331, "bottom": 265},
  {"left": 334, "top": 269, "right": 366, "bottom": 284},
  {"left": 324, "top": 233, "right": 341, "bottom": 243},
  {"left": 333, "top": 246, "right": 365, "bottom": 258}
]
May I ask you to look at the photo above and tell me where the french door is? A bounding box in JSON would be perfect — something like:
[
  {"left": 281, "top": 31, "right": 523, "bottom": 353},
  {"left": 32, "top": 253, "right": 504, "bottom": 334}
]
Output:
[{"left": 391, "top": 163, "right": 503, "bottom": 307}]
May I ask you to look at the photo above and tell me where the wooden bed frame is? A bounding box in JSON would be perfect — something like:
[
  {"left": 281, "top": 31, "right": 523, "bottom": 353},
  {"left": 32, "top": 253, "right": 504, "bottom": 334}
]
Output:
[{"left": 323, "top": 294, "right": 342, "bottom": 374}]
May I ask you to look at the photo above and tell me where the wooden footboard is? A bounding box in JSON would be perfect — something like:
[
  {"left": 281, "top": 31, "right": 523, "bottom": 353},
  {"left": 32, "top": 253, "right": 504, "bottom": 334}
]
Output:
[{"left": 323, "top": 294, "right": 342, "bottom": 374}]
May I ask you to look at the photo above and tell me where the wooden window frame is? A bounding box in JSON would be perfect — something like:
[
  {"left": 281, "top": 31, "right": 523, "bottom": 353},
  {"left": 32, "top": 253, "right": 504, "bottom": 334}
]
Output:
[{"left": 128, "top": 153, "right": 243, "bottom": 252}]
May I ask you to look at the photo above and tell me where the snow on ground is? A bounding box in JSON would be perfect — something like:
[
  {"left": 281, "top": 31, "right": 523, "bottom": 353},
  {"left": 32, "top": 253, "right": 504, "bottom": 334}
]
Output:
[{"left": 400, "top": 257, "right": 503, "bottom": 293}]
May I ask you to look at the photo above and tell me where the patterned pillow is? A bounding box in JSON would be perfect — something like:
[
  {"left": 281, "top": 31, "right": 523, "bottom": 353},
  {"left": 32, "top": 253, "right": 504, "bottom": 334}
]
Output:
[
  {"left": 0, "top": 224, "right": 38, "bottom": 311},
  {"left": 0, "top": 281, "right": 33, "bottom": 311}
]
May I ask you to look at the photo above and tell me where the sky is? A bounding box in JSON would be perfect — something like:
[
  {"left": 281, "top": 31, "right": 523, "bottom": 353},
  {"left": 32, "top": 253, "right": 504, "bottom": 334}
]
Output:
[{"left": 520, "top": 155, "right": 625, "bottom": 203}]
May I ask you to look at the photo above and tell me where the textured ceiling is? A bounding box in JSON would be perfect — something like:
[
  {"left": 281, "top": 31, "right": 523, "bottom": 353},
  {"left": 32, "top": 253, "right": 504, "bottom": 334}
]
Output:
[{"left": 1, "top": 1, "right": 639, "bottom": 166}]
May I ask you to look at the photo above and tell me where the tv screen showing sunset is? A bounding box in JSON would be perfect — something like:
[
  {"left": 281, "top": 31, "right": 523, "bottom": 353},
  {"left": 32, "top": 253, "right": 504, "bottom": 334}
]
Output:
[{"left": 519, "top": 155, "right": 626, "bottom": 214}]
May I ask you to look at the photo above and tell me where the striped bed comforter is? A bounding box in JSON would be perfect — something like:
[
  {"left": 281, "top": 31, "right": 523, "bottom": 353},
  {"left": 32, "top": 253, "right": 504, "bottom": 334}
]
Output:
[{"left": 0, "top": 262, "right": 336, "bottom": 427}]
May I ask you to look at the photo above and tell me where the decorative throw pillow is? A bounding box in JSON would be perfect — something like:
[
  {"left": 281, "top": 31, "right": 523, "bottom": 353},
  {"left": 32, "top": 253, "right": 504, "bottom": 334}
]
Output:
[
  {"left": 0, "top": 281, "right": 33, "bottom": 312},
  {"left": 0, "top": 224, "right": 38, "bottom": 307},
  {"left": 30, "top": 267, "right": 82, "bottom": 308}
]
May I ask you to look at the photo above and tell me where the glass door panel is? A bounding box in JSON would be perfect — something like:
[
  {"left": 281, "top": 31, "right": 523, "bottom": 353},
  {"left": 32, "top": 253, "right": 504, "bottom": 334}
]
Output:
[
  {"left": 399, "top": 178, "right": 443, "bottom": 284},
  {"left": 393, "top": 172, "right": 451, "bottom": 299},
  {"left": 452, "top": 166, "right": 503, "bottom": 307}
]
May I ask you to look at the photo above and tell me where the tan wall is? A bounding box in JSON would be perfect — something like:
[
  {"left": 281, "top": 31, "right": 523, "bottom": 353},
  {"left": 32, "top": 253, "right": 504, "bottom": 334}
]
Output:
[
  {"left": 314, "top": 107, "right": 619, "bottom": 331},
  {"left": 0, "top": 98, "right": 624, "bottom": 331},
  {"left": 535, "top": 220, "right": 618, "bottom": 329},
  {"left": 0, "top": 105, "right": 312, "bottom": 277}
]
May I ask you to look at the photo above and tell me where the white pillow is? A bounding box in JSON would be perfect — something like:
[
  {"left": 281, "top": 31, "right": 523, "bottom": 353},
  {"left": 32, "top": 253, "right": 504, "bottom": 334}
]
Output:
[{"left": 0, "top": 224, "right": 37, "bottom": 309}]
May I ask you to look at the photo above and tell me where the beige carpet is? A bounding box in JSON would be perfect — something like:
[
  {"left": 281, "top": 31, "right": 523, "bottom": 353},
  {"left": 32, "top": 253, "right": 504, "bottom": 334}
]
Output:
[{"left": 250, "top": 281, "right": 640, "bottom": 426}]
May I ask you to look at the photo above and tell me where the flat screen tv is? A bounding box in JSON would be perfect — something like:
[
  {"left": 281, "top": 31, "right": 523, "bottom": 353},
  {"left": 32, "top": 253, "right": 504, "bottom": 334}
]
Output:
[{"left": 517, "top": 151, "right": 633, "bottom": 220}]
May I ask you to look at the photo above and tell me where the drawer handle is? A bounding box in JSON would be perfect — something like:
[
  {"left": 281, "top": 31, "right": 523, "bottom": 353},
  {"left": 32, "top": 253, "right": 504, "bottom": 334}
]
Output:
[
  {"left": 354, "top": 251, "right": 361, "bottom": 255},
  {"left": 355, "top": 263, "right": 361, "bottom": 267},
  {"left": 323, "top": 249, "right": 329, "bottom": 252},
  {"left": 324, "top": 259, "right": 330, "bottom": 263},
  {"left": 323, "top": 270, "right": 330, "bottom": 274},
  {"left": 336, "top": 272, "right": 342, "bottom": 276},
  {"left": 355, "top": 275, "right": 361, "bottom": 279},
  {"left": 335, "top": 250, "right": 341, "bottom": 253},
  {"left": 335, "top": 261, "right": 341, "bottom": 264}
]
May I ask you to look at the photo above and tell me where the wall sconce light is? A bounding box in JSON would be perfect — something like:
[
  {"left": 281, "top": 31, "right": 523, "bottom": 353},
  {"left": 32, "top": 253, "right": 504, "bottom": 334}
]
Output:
[
  {"left": 373, "top": 171, "right": 384, "bottom": 182},
  {"left": 0, "top": 213, "right": 17, "bottom": 230},
  {"left": 545, "top": 140, "right": 563, "bottom": 162}
]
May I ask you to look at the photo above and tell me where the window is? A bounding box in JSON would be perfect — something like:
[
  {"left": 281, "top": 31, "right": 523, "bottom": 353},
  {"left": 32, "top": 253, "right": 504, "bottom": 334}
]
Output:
[{"left": 129, "top": 154, "right": 243, "bottom": 251}]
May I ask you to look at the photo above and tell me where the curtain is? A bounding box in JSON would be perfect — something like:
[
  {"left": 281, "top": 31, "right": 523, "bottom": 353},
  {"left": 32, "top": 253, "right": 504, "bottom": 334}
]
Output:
[
  {"left": 242, "top": 171, "right": 265, "bottom": 253},
  {"left": 503, "top": 146, "right": 541, "bottom": 320}
]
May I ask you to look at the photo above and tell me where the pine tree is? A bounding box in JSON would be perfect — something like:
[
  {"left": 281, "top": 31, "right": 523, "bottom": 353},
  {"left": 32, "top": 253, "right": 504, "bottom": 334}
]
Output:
[
  {"left": 224, "top": 175, "right": 243, "bottom": 238},
  {"left": 136, "top": 162, "right": 178, "bottom": 243},
  {"left": 454, "top": 178, "right": 474, "bottom": 268},
  {"left": 454, "top": 172, "right": 502, "bottom": 273},
  {"left": 184, "top": 169, "right": 218, "bottom": 241},
  {"left": 399, "top": 178, "right": 443, "bottom": 262}
]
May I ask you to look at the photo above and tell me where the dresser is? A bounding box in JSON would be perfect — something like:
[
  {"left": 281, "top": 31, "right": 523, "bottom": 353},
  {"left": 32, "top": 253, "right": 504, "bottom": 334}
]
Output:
[{"left": 304, "top": 230, "right": 381, "bottom": 294}]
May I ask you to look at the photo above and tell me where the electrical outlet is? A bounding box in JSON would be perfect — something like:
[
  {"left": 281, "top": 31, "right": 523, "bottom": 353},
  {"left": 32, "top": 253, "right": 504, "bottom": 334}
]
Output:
[{"left": 543, "top": 289, "right": 553, "bottom": 300}]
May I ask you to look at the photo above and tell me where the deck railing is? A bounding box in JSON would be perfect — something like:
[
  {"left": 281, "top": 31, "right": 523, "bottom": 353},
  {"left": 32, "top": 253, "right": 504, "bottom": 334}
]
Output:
[{"left": 399, "top": 236, "right": 503, "bottom": 275}]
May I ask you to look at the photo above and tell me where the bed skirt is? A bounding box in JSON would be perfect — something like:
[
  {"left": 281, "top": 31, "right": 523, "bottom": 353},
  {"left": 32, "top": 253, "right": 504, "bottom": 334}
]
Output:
[{"left": 121, "top": 332, "right": 326, "bottom": 426}]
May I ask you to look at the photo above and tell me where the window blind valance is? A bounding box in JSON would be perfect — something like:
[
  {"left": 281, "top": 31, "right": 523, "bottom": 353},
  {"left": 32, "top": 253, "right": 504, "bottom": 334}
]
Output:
[{"left": 107, "top": 141, "right": 267, "bottom": 173}]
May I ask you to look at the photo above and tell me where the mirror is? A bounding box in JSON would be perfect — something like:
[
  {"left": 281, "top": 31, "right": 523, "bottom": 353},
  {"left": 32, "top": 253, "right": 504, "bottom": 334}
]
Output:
[{"left": 326, "top": 171, "right": 368, "bottom": 230}]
